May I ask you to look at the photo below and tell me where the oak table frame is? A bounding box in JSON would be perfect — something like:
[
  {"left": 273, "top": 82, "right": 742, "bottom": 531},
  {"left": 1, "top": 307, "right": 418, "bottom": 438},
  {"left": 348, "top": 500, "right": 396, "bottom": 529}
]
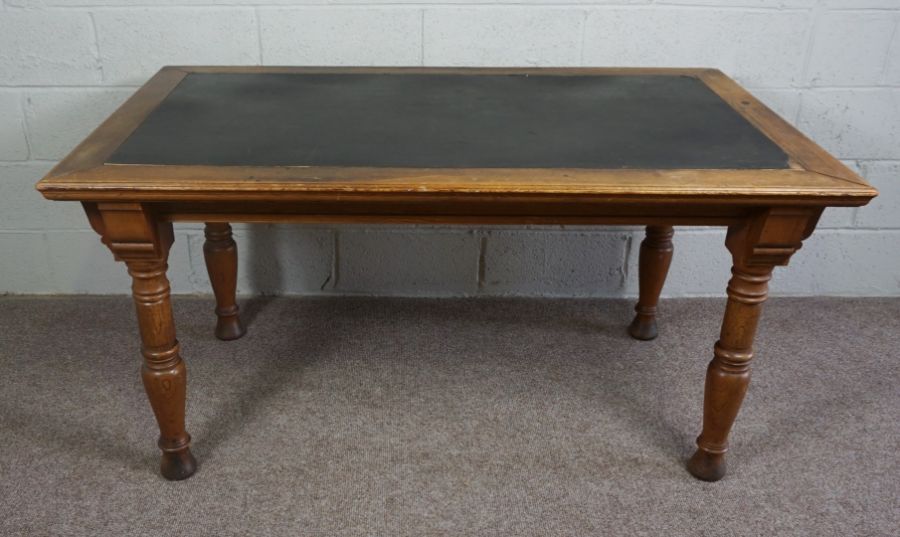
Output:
[{"left": 37, "top": 66, "right": 877, "bottom": 482}]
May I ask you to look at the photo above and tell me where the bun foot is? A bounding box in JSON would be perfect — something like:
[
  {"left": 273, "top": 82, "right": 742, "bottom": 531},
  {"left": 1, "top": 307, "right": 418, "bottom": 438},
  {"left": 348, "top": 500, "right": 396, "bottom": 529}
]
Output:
[
  {"left": 160, "top": 447, "right": 197, "bottom": 481},
  {"left": 628, "top": 314, "right": 658, "bottom": 341},
  {"left": 687, "top": 448, "right": 726, "bottom": 482},
  {"left": 204, "top": 223, "right": 244, "bottom": 341},
  {"left": 214, "top": 312, "right": 245, "bottom": 341}
]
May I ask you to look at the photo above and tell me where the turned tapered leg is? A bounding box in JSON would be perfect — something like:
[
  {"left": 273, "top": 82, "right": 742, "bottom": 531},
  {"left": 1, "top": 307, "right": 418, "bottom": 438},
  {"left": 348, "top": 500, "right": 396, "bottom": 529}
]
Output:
[
  {"left": 127, "top": 259, "right": 197, "bottom": 481},
  {"left": 628, "top": 225, "right": 674, "bottom": 340},
  {"left": 686, "top": 262, "right": 773, "bottom": 481},
  {"left": 203, "top": 223, "right": 245, "bottom": 340}
]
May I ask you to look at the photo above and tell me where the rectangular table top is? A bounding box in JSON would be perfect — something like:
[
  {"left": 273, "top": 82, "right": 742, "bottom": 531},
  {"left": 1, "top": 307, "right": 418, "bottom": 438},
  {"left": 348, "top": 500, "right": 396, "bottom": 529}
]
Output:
[
  {"left": 108, "top": 72, "right": 789, "bottom": 170},
  {"left": 37, "top": 66, "right": 876, "bottom": 208}
]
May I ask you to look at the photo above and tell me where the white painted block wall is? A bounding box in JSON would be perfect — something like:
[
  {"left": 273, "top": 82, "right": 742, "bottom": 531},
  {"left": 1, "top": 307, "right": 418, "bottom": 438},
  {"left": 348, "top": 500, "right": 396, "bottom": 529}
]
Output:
[{"left": 1, "top": 0, "right": 898, "bottom": 297}]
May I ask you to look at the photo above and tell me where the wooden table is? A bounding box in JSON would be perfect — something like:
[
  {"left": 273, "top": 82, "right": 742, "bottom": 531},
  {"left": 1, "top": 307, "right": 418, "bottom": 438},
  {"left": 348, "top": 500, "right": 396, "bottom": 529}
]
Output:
[{"left": 37, "top": 66, "right": 877, "bottom": 482}]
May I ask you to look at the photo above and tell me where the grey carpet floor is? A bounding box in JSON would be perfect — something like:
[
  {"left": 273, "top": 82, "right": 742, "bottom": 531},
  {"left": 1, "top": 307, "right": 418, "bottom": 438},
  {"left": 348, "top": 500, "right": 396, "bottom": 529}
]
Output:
[{"left": 0, "top": 296, "right": 897, "bottom": 537}]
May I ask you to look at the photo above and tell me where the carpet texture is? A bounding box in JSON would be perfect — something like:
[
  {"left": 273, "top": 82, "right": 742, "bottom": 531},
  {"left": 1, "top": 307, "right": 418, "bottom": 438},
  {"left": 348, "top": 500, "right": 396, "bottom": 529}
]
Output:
[{"left": 0, "top": 296, "right": 897, "bottom": 536}]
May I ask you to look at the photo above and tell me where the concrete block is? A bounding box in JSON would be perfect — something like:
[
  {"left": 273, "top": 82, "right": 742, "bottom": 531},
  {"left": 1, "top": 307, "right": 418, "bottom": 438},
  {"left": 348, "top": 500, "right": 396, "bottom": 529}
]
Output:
[
  {"left": 0, "top": 232, "right": 53, "bottom": 294},
  {"left": 807, "top": 11, "right": 896, "bottom": 87},
  {"left": 481, "top": 230, "right": 628, "bottom": 297},
  {"left": 42, "top": 231, "right": 132, "bottom": 294},
  {"left": 336, "top": 228, "right": 478, "bottom": 296},
  {"left": 583, "top": 8, "right": 809, "bottom": 88},
  {"left": 185, "top": 225, "right": 334, "bottom": 296},
  {"left": 771, "top": 230, "right": 900, "bottom": 296},
  {"left": 24, "top": 89, "right": 132, "bottom": 160},
  {"left": 0, "top": 163, "right": 90, "bottom": 231},
  {"left": 751, "top": 89, "right": 802, "bottom": 124},
  {"left": 171, "top": 231, "right": 202, "bottom": 294},
  {"left": 424, "top": 8, "right": 584, "bottom": 67},
  {"left": 798, "top": 89, "right": 900, "bottom": 160},
  {"left": 623, "top": 227, "right": 900, "bottom": 297},
  {"left": 3, "top": 2, "right": 897, "bottom": 299},
  {"left": 885, "top": 21, "right": 900, "bottom": 86},
  {"left": 0, "top": 10, "right": 100, "bottom": 85},
  {"left": 624, "top": 229, "right": 731, "bottom": 297},
  {"left": 856, "top": 161, "right": 900, "bottom": 228},
  {"left": 42, "top": 230, "right": 194, "bottom": 294},
  {"left": 818, "top": 207, "right": 857, "bottom": 229},
  {"left": 8, "top": 0, "right": 651, "bottom": 5},
  {"left": 94, "top": 8, "right": 259, "bottom": 85},
  {"left": 0, "top": 93, "right": 29, "bottom": 160},
  {"left": 823, "top": 0, "right": 900, "bottom": 8},
  {"left": 260, "top": 8, "right": 422, "bottom": 66},
  {"left": 658, "top": 1, "right": 813, "bottom": 6}
]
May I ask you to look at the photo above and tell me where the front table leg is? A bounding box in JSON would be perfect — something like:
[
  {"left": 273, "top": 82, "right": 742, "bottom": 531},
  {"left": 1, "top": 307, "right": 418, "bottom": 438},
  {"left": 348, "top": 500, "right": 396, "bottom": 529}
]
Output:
[
  {"left": 685, "top": 209, "right": 820, "bottom": 481},
  {"left": 84, "top": 202, "right": 198, "bottom": 480},
  {"left": 128, "top": 259, "right": 197, "bottom": 480},
  {"left": 687, "top": 261, "right": 772, "bottom": 481}
]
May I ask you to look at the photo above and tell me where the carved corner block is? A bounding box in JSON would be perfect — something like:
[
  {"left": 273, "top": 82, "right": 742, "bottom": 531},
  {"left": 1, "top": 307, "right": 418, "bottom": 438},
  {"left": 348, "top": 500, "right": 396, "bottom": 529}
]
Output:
[
  {"left": 83, "top": 202, "right": 174, "bottom": 262},
  {"left": 726, "top": 207, "right": 823, "bottom": 268}
]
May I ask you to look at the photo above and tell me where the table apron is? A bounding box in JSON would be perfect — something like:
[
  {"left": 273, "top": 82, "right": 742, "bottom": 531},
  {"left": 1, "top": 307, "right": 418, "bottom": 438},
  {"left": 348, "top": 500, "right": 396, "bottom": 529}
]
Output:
[{"left": 149, "top": 200, "right": 785, "bottom": 227}]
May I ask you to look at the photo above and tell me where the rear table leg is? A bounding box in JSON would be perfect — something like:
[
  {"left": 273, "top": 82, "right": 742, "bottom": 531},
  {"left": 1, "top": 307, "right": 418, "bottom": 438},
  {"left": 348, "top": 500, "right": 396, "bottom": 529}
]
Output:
[
  {"left": 628, "top": 225, "right": 674, "bottom": 340},
  {"left": 203, "top": 223, "right": 245, "bottom": 340}
]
